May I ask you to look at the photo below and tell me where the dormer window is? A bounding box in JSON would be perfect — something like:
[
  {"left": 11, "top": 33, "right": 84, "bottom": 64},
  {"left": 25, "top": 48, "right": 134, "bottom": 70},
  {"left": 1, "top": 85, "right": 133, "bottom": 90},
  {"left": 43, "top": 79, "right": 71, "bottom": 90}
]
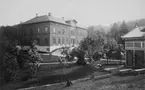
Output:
[{"left": 65, "top": 20, "right": 77, "bottom": 27}]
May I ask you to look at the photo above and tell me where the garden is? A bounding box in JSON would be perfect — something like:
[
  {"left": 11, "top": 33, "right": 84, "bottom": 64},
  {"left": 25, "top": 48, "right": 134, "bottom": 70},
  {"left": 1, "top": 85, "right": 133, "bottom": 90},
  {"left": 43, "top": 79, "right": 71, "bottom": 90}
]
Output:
[{"left": 0, "top": 27, "right": 129, "bottom": 90}]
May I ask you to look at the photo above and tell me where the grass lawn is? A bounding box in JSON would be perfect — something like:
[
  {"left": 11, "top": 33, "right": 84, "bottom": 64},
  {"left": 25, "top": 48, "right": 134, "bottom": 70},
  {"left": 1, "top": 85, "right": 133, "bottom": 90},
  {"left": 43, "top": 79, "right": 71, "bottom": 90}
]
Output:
[
  {"left": 30, "top": 74, "right": 145, "bottom": 90},
  {"left": 1, "top": 63, "right": 108, "bottom": 90},
  {"left": 3, "top": 61, "right": 143, "bottom": 90},
  {"left": 22, "top": 63, "right": 145, "bottom": 90}
]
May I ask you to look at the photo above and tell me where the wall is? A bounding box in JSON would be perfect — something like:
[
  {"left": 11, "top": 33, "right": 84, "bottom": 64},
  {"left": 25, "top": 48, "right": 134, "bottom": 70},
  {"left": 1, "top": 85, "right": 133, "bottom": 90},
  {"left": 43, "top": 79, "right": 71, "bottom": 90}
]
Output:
[
  {"left": 49, "top": 22, "right": 87, "bottom": 46},
  {"left": 50, "top": 22, "right": 71, "bottom": 46},
  {"left": 21, "top": 22, "right": 50, "bottom": 46},
  {"left": 125, "top": 39, "right": 145, "bottom": 67},
  {"left": 21, "top": 21, "right": 87, "bottom": 46}
]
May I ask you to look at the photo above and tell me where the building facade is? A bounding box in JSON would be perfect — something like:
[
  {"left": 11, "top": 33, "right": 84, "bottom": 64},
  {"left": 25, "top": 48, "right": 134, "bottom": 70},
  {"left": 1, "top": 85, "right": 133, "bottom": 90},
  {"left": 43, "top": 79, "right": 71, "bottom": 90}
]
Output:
[
  {"left": 122, "top": 26, "right": 145, "bottom": 68},
  {"left": 20, "top": 14, "right": 87, "bottom": 51}
]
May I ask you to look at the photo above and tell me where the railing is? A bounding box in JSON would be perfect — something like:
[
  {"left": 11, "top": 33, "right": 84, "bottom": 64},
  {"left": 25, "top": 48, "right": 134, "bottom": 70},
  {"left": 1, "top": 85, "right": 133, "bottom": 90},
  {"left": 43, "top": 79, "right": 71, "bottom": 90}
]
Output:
[{"left": 125, "top": 41, "right": 145, "bottom": 49}]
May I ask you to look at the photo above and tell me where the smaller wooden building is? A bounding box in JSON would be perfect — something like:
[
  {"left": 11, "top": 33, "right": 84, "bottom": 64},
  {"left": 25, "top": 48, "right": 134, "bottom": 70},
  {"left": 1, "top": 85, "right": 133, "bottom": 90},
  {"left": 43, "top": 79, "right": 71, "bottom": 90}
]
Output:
[{"left": 122, "top": 26, "right": 145, "bottom": 68}]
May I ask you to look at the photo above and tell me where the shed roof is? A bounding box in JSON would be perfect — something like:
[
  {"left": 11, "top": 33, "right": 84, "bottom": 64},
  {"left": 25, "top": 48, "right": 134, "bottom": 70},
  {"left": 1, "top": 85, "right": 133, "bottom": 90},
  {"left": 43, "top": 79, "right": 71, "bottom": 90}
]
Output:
[{"left": 121, "top": 26, "right": 145, "bottom": 39}]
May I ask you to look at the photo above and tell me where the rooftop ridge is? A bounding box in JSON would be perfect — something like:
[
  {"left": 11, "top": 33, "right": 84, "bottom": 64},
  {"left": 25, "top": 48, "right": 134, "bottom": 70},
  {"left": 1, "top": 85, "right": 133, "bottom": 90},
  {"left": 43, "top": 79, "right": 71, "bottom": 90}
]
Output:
[
  {"left": 22, "top": 14, "right": 87, "bottom": 29},
  {"left": 122, "top": 26, "right": 145, "bottom": 39}
]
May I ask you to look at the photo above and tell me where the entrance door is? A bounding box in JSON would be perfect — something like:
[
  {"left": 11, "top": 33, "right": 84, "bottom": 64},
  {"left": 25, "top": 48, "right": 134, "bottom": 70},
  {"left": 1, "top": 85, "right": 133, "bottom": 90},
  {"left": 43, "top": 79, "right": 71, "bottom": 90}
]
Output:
[
  {"left": 135, "top": 50, "right": 144, "bottom": 67},
  {"left": 126, "top": 50, "right": 133, "bottom": 66}
]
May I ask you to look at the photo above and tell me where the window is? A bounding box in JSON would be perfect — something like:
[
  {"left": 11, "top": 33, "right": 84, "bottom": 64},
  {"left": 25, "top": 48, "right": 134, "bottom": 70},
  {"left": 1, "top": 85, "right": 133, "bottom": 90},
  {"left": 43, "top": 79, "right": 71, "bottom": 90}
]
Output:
[
  {"left": 66, "top": 37, "right": 68, "bottom": 44},
  {"left": 62, "top": 29, "right": 65, "bottom": 34},
  {"left": 142, "top": 42, "right": 145, "bottom": 47},
  {"left": 71, "top": 39, "right": 74, "bottom": 44},
  {"left": 62, "top": 37, "right": 65, "bottom": 44},
  {"left": 30, "top": 28, "right": 33, "bottom": 35},
  {"left": 52, "top": 36, "right": 56, "bottom": 45},
  {"left": 25, "top": 29, "right": 29, "bottom": 35},
  {"left": 82, "top": 31, "right": 84, "bottom": 36},
  {"left": 58, "top": 37, "right": 61, "bottom": 44},
  {"left": 37, "top": 38, "right": 40, "bottom": 44},
  {"left": 73, "top": 39, "right": 75, "bottom": 44},
  {"left": 65, "top": 29, "right": 67, "bottom": 34},
  {"left": 71, "top": 31, "right": 73, "bottom": 35},
  {"left": 77, "top": 40, "right": 79, "bottom": 44},
  {"left": 125, "top": 42, "right": 133, "bottom": 47},
  {"left": 45, "top": 38, "right": 48, "bottom": 44},
  {"left": 77, "top": 31, "right": 79, "bottom": 36},
  {"left": 45, "top": 28, "right": 48, "bottom": 33},
  {"left": 134, "top": 42, "right": 141, "bottom": 47},
  {"left": 53, "top": 28, "right": 56, "bottom": 33},
  {"left": 37, "top": 28, "right": 40, "bottom": 34},
  {"left": 58, "top": 29, "right": 61, "bottom": 34}
]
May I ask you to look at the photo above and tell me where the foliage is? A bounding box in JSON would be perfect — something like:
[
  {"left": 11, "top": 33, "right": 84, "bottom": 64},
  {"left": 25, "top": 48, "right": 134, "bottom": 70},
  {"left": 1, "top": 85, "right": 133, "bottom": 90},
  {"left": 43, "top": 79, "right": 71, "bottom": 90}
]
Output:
[
  {"left": 1, "top": 40, "right": 20, "bottom": 81},
  {"left": 108, "top": 21, "right": 129, "bottom": 46},
  {"left": 62, "top": 46, "right": 87, "bottom": 65},
  {"left": 1, "top": 40, "right": 42, "bottom": 82},
  {"left": 2, "top": 25, "right": 20, "bottom": 41},
  {"left": 74, "top": 47, "right": 86, "bottom": 65},
  {"left": 79, "top": 35, "right": 104, "bottom": 62},
  {"left": 18, "top": 40, "right": 42, "bottom": 80},
  {"left": 104, "top": 37, "right": 118, "bottom": 51},
  {"left": 119, "top": 21, "right": 129, "bottom": 35},
  {"left": 108, "top": 23, "right": 120, "bottom": 41}
]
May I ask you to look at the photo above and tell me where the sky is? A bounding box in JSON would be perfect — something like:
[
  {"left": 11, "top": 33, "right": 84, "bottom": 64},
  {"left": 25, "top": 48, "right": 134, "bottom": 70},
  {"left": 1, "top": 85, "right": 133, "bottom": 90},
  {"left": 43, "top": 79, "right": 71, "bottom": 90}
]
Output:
[{"left": 0, "top": 0, "right": 145, "bottom": 26}]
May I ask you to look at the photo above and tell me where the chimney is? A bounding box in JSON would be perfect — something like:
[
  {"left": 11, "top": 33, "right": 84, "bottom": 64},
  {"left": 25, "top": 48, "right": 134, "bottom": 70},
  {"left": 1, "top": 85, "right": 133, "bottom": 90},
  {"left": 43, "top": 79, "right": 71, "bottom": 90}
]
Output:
[
  {"left": 36, "top": 13, "right": 38, "bottom": 17},
  {"left": 62, "top": 17, "right": 64, "bottom": 20},
  {"left": 48, "top": 13, "right": 51, "bottom": 16}
]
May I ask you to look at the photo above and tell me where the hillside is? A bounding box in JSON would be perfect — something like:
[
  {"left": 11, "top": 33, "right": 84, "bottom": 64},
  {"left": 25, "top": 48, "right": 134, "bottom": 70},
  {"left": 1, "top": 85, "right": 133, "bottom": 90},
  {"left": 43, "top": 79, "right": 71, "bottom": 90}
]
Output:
[{"left": 87, "top": 18, "right": 145, "bottom": 32}]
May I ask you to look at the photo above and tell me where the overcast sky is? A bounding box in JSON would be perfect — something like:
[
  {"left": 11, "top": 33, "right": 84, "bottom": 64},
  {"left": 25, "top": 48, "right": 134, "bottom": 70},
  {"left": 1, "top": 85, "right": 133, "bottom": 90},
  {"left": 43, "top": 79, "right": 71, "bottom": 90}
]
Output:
[{"left": 0, "top": 0, "right": 145, "bottom": 26}]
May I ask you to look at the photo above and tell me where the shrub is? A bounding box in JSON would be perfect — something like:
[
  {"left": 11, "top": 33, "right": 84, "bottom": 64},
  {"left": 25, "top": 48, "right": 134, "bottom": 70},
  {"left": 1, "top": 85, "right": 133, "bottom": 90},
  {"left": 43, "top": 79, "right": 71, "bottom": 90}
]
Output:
[
  {"left": 1, "top": 40, "right": 42, "bottom": 82},
  {"left": 1, "top": 41, "right": 20, "bottom": 82}
]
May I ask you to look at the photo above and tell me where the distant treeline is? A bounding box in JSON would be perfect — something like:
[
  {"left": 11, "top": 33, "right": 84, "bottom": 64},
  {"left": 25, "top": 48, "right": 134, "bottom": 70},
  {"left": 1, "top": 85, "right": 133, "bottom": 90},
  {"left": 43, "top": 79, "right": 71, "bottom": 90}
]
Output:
[
  {"left": 0, "top": 25, "right": 21, "bottom": 42},
  {"left": 87, "top": 18, "right": 145, "bottom": 46}
]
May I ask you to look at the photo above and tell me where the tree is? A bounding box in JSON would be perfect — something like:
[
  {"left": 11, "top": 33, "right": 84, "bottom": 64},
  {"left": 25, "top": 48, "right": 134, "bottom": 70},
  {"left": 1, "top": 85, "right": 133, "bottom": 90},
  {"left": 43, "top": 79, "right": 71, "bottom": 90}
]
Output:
[
  {"left": 1, "top": 40, "right": 20, "bottom": 81},
  {"left": 87, "top": 26, "right": 95, "bottom": 37},
  {"left": 1, "top": 40, "right": 42, "bottom": 82},
  {"left": 103, "top": 37, "right": 119, "bottom": 64},
  {"left": 119, "top": 21, "right": 129, "bottom": 35},
  {"left": 117, "top": 21, "right": 129, "bottom": 45},
  {"left": 104, "top": 37, "right": 118, "bottom": 51},
  {"left": 19, "top": 40, "right": 42, "bottom": 80},
  {"left": 87, "top": 25, "right": 108, "bottom": 38},
  {"left": 79, "top": 35, "right": 104, "bottom": 62},
  {"left": 3, "top": 26, "right": 20, "bottom": 41},
  {"left": 108, "top": 23, "right": 120, "bottom": 41}
]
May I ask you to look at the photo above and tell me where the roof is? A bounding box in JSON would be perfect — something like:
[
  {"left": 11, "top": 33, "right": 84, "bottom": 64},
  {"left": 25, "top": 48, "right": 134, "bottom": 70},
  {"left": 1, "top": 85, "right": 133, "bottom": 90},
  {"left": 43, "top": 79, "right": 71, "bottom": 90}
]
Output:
[
  {"left": 121, "top": 26, "right": 145, "bottom": 39},
  {"left": 22, "top": 15, "right": 87, "bottom": 29},
  {"left": 23, "top": 15, "right": 66, "bottom": 25}
]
